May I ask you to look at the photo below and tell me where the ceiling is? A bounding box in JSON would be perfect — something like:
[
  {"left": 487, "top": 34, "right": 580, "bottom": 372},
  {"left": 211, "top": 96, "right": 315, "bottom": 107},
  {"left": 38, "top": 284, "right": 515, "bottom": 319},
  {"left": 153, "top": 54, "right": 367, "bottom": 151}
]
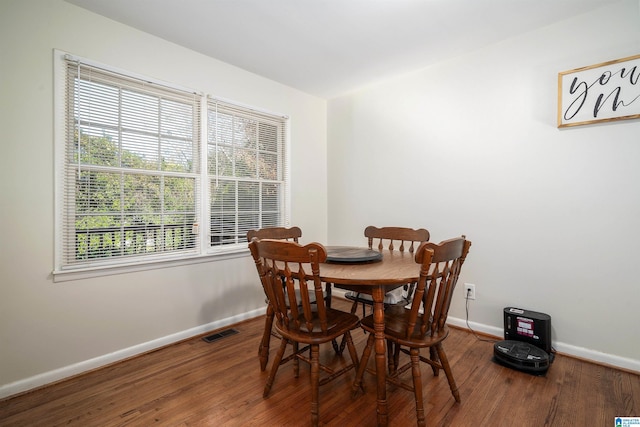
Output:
[{"left": 66, "top": 0, "right": 617, "bottom": 99}]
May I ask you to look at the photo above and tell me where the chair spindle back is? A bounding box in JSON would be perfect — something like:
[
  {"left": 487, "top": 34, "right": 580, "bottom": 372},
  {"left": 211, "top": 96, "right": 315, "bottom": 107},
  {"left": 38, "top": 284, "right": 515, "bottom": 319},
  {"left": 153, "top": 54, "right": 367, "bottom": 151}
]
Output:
[
  {"left": 365, "top": 226, "right": 430, "bottom": 253},
  {"left": 407, "top": 236, "right": 471, "bottom": 339},
  {"left": 249, "top": 238, "right": 329, "bottom": 334}
]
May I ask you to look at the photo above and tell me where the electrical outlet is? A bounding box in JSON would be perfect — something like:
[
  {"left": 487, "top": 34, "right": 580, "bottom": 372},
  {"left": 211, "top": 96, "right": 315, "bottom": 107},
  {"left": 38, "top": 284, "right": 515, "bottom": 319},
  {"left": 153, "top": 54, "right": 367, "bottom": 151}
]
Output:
[{"left": 464, "top": 283, "right": 476, "bottom": 300}]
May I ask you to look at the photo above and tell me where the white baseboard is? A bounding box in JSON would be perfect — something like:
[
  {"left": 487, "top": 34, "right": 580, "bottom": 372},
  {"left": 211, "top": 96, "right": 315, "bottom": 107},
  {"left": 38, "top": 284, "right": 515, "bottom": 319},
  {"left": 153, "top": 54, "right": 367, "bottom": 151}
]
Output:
[
  {"left": 0, "top": 307, "right": 264, "bottom": 400},
  {"left": 336, "top": 286, "right": 640, "bottom": 373},
  {"left": 446, "top": 316, "right": 640, "bottom": 373},
  {"left": 3, "top": 305, "right": 638, "bottom": 400}
]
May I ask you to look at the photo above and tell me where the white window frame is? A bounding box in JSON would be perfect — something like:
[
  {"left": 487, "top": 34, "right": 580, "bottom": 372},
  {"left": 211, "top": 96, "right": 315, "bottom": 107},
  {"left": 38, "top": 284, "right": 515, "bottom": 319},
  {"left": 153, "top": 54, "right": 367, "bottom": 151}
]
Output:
[{"left": 53, "top": 50, "right": 290, "bottom": 282}]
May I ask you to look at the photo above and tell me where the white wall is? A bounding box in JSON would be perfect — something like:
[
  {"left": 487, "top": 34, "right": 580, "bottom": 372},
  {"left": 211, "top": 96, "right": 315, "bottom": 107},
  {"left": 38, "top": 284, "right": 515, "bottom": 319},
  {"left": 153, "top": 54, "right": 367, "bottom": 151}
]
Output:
[
  {"left": 327, "top": 0, "right": 640, "bottom": 370},
  {"left": 0, "top": 0, "right": 327, "bottom": 397}
]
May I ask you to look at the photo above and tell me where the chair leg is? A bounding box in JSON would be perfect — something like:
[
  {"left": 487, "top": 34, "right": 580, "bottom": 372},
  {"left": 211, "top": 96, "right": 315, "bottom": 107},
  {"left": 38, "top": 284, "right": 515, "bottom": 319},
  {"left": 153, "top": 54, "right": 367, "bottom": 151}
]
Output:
[
  {"left": 336, "top": 302, "right": 359, "bottom": 355},
  {"left": 410, "top": 348, "right": 426, "bottom": 427},
  {"left": 343, "top": 331, "right": 360, "bottom": 372},
  {"left": 293, "top": 341, "right": 300, "bottom": 378},
  {"left": 349, "top": 298, "right": 359, "bottom": 314},
  {"left": 325, "top": 283, "right": 332, "bottom": 308},
  {"left": 332, "top": 337, "right": 343, "bottom": 355},
  {"left": 387, "top": 340, "right": 396, "bottom": 374},
  {"left": 259, "top": 304, "right": 275, "bottom": 371},
  {"left": 310, "top": 344, "right": 320, "bottom": 427},
  {"left": 264, "top": 337, "right": 288, "bottom": 398},
  {"left": 385, "top": 337, "right": 402, "bottom": 376},
  {"left": 347, "top": 293, "right": 367, "bottom": 317},
  {"left": 393, "top": 342, "right": 401, "bottom": 374},
  {"left": 352, "top": 333, "right": 375, "bottom": 397},
  {"left": 429, "top": 346, "right": 439, "bottom": 376},
  {"left": 435, "top": 343, "right": 460, "bottom": 403},
  {"left": 336, "top": 336, "right": 346, "bottom": 355}
]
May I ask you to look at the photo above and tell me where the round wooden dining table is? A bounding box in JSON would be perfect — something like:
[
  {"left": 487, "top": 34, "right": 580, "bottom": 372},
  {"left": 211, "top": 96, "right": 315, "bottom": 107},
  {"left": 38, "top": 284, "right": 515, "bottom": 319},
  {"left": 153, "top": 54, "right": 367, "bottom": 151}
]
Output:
[{"left": 320, "top": 248, "right": 421, "bottom": 427}]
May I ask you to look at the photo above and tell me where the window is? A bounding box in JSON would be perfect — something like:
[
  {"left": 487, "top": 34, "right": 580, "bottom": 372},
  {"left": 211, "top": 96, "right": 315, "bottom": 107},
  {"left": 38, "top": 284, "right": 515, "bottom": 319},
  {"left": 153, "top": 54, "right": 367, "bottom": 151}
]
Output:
[
  {"left": 208, "top": 101, "right": 287, "bottom": 246},
  {"left": 56, "top": 53, "right": 288, "bottom": 275}
]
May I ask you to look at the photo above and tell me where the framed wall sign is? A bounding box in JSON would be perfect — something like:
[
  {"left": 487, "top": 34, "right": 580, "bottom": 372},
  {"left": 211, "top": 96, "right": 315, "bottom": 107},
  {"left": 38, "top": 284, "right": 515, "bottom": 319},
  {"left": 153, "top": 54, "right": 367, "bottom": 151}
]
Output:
[{"left": 557, "top": 54, "right": 640, "bottom": 128}]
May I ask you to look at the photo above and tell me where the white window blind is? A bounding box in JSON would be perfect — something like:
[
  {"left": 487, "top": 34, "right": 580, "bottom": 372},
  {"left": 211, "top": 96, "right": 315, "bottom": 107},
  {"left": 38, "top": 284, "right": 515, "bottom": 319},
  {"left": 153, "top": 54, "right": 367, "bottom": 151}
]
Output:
[
  {"left": 207, "top": 99, "right": 288, "bottom": 248},
  {"left": 57, "top": 53, "right": 289, "bottom": 274},
  {"left": 62, "top": 58, "right": 201, "bottom": 268}
]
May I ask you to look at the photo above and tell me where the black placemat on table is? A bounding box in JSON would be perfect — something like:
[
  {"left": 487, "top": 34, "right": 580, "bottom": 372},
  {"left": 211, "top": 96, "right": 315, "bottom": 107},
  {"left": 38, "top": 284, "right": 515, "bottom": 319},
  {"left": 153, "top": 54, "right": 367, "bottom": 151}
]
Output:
[{"left": 325, "top": 246, "right": 383, "bottom": 263}]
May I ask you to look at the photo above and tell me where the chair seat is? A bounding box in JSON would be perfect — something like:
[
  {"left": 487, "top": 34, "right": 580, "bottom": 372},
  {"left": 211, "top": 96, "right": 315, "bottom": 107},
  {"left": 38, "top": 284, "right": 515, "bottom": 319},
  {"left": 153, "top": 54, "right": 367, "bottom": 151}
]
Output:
[
  {"left": 360, "top": 308, "right": 449, "bottom": 347},
  {"left": 275, "top": 309, "right": 360, "bottom": 343}
]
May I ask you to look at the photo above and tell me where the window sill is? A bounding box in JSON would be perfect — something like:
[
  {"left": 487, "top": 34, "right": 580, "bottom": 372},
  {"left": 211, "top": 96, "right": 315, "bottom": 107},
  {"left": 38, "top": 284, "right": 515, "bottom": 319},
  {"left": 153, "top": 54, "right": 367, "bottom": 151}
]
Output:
[{"left": 52, "top": 248, "right": 250, "bottom": 283}]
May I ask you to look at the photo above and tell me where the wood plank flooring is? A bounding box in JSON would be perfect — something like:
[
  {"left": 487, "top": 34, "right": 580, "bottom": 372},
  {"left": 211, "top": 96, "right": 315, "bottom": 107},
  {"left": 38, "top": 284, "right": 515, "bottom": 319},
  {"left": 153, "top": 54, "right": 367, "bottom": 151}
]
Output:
[{"left": 1, "top": 298, "right": 638, "bottom": 426}]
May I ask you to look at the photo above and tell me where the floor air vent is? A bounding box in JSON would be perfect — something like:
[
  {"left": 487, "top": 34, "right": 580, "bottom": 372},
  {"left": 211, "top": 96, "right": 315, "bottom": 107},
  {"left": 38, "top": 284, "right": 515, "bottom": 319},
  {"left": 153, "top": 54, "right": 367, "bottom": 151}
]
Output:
[{"left": 202, "top": 328, "right": 239, "bottom": 343}]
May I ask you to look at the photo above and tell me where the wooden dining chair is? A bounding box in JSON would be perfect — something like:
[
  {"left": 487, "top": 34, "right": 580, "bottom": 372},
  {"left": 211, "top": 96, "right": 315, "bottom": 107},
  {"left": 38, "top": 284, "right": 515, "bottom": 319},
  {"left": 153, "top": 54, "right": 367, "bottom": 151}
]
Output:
[
  {"left": 344, "top": 226, "right": 430, "bottom": 316},
  {"left": 351, "top": 236, "right": 471, "bottom": 427},
  {"left": 249, "top": 238, "right": 361, "bottom": 427},
  {"left": 247, "top": 227, "right": 334, "bottom": 371},
  {"left": 247, "top": 226, "right": 331, "bottom": 372}
]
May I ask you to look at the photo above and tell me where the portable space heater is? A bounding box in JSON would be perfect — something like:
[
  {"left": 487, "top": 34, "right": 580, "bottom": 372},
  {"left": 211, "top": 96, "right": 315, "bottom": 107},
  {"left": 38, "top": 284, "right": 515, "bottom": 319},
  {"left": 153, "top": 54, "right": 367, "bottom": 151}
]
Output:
[{"left": 493, "top": 307, "right": 553, "bottom": 374}]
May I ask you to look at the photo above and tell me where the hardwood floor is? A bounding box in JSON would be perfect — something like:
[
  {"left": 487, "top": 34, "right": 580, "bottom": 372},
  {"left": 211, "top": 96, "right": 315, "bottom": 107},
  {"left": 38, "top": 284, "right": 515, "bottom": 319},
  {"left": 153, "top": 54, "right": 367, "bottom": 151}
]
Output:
[{"left": 1, "top": 298, "right": 638, "bottom": 426}]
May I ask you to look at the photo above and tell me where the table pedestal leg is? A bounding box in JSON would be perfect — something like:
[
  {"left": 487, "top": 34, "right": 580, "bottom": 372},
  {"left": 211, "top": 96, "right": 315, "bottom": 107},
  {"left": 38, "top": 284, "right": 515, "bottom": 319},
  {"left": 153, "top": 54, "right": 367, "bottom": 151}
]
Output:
[{"left": 372, "top": 287, "right": 388, "bottom": 426}]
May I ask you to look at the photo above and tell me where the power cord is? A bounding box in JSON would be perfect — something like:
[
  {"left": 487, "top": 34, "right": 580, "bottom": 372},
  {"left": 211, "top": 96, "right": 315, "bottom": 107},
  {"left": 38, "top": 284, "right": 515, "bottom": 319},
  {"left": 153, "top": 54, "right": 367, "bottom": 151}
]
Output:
[{"left": 465, "top": 288, "right": 498, "bottom": 343}]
